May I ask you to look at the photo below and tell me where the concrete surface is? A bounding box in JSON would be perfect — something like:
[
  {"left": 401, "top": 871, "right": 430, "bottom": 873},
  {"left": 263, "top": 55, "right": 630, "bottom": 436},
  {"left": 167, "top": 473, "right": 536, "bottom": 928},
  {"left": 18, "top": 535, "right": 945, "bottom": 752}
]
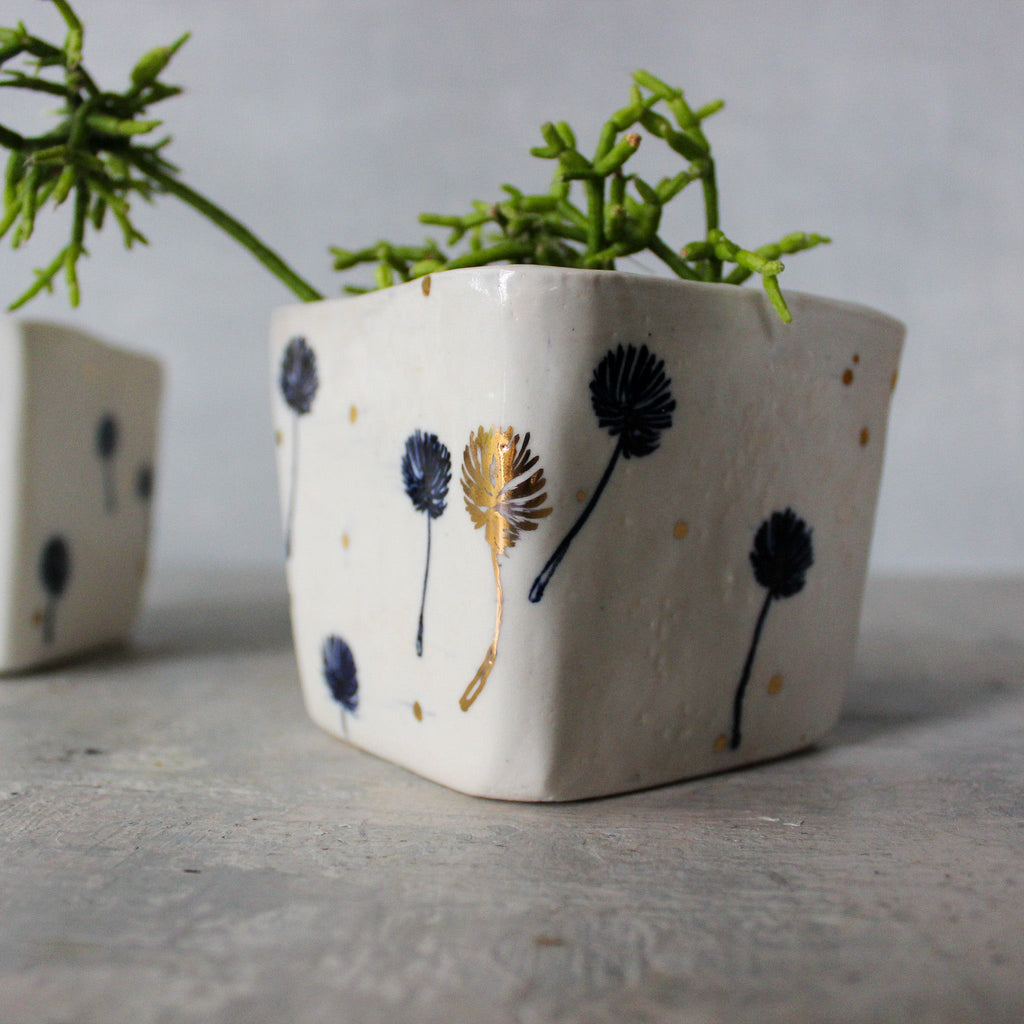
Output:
[{"left": 1, "top": 569, "right": 1022, "bottom": 1023}]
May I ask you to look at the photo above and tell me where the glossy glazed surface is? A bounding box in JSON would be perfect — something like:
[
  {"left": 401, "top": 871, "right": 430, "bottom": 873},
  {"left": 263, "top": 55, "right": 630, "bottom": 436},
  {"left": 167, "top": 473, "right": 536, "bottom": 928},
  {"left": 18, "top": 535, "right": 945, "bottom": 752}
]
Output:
[{"left": 270, "top": 268, "right": 904, "bottom": 799}]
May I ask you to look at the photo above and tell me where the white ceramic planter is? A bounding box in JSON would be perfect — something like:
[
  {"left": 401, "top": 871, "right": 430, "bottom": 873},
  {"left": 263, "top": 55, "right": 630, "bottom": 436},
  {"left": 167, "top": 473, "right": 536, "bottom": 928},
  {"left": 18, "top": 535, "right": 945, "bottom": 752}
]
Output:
[
  {"left": 0, "top": 319, "right": 162, "bottom": 672},
  {"left": 270, "top": 267, "right": 904, "bottom": 801}
]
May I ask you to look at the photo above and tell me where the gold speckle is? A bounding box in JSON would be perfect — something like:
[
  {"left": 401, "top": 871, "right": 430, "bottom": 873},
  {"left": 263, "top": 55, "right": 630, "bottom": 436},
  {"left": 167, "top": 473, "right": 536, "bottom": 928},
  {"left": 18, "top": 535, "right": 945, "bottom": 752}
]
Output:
[
  {"left": 852, "top": 353, "right": 860, "bottom": 364},
  {"left": 713, "top": 734, "right": 729, "bottom": 753},
  {"left": 673, "top": 520, "right": 689, "bottom": 540},
  {"left": 859, "top": 427, "right": 870, "bottom": 447},
  {"left": 842, "top": 368, "right": 854, "bottom": 386},
  {"left": 341, "top": 533, "right": 350, "bottom": 549},
  {"left": 534, "top": 935, "right": 567, "bottom": 948},
  {"left": 767, "top": 673, "right": 784, "bottom": 695},
  {"left": 31, "top": 609, "right": 44, "bottom": 627},
  {"left": 349, "top": 405, "right": 358, "bottom": 424},
  {"left": 891, "top": 369, "right": 899, "bottom": 391},
  {"left": 421, "top": 275, "right": 431, "bottom": 297},
  {"left": 576, "top": 490, "right": 587, "bottom": 502},
  {"left": 413, "top": 701, "right": 423, "bottom": 722},
  {"left": 275, "top": 429, "right": 283, "bottom": 445}
]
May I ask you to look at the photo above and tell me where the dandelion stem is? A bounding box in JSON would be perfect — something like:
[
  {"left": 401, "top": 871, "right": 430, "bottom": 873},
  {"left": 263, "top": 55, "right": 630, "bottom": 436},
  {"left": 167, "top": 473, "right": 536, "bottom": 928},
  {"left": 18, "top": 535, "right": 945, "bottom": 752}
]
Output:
[
  {"left": 731, "top": 589, "right": 774, "bottom": 750},
  {"left": 416, "top": 514, "right": 432, "bottom": 657},
  {"left": 460, "top": 547, "right": 504, "bottom": 711},
  {"left": 529, "top": 438, "right": 623, "bottom": 603},
  {"left": 284, "top": 414, "right": 300, "bottom": 557},
  {"left": 103, "top": 463, "right": 117, "bottom": 513},
  {"left": 43, "top": 598, "right": 57, "bottom": 644}
]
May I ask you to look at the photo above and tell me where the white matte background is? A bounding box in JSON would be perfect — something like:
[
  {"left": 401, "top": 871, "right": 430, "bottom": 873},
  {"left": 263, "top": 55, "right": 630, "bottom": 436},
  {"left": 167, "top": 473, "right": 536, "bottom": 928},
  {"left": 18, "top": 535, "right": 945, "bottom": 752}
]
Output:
[{"left": 2, "top": 0, "right": 1020, "bottom": 577}]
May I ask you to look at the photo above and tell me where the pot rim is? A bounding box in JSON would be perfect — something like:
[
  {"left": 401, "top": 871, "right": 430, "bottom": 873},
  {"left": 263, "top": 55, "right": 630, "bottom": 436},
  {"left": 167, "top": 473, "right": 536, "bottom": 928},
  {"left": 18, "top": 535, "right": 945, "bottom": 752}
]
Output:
[{"left": 271, "top": 264, "right": 906, "bottom": 337}]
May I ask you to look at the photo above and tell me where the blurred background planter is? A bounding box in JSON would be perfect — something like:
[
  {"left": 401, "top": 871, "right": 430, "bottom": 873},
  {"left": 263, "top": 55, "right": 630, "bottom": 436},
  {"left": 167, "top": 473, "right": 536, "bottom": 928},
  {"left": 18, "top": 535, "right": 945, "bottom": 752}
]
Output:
[
  {"left": 270, "top": 266, "right": 904, "bottom": 801},
  {"left": 0, "top": 319, "right": 162, "bottom": 672}
]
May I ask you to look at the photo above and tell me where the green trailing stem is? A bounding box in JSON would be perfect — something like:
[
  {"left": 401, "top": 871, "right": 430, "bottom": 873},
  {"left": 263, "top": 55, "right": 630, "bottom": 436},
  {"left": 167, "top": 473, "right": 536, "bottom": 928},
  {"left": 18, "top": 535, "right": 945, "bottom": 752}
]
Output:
[
  {"left": 0, "top": 0, "right": 829, "bottom": 321},
  {"left": 0, "top": 0, "right": 321, "bottom": 309},
  {"left": 128, "top": 154, "right": 322, "bottom": 303}
]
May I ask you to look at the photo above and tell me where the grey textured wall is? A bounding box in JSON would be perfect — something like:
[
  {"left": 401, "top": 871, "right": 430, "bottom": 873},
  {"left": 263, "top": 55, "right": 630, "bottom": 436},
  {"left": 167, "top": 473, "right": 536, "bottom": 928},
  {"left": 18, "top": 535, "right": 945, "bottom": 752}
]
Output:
[{"left": 2, "top": 0, "right": 1020, "bottom": 574}]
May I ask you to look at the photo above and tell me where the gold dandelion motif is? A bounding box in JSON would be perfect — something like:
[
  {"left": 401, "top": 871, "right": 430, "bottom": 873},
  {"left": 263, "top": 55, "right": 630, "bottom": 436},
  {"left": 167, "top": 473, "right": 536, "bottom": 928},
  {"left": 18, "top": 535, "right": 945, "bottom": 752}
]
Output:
[{"left": 459, "top": 425, "right": 552, "bottom": 711}]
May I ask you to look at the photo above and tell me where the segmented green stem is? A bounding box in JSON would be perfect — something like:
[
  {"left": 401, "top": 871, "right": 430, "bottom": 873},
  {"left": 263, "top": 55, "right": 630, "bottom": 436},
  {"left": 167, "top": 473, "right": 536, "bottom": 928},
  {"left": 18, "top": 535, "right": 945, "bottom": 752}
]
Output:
[
  {"left": 329, "top": 68, "right": 826, "bottom": 322},
  {"left": 128, "top": 155, "right": 322, "bottom": 302},
  {"left": 0, "top": 0, "right": 322, "bottom": 308}
]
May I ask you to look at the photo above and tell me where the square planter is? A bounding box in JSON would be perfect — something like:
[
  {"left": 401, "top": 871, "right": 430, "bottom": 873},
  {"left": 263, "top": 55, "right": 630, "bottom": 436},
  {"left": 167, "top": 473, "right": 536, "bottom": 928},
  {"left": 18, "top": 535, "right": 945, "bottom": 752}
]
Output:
[
  {"left": 270, "top": 266, "right": 904, "bottom": 800},
  {"left": 0, "top": 319, "right": 162, "bottom": 672}
]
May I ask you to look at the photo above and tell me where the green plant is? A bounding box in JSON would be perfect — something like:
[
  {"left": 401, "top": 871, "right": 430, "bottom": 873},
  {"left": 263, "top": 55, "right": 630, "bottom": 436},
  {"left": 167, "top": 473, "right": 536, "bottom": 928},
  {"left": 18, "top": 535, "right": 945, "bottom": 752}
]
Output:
[
  {"left": 1, "top": 0, "right": 828, "bottom": 321},
  {"left": 333, "top": 70, "right": 829, "bottom": 322},
  {"left": 0, "top": 0, "right": 322, "bottom": 308}
]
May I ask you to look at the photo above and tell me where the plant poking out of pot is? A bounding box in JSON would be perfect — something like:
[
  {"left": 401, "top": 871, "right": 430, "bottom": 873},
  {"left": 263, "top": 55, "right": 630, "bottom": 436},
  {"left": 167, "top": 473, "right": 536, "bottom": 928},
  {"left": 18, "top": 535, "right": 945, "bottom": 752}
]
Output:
[
  {"left": 0, "top": 0, "right": 322, "bottom": 309},
  {"left": 530, "top": 343, "right": 675, "bottom": 602},
  {"left": 331, "top": 71, "right": 830, "bottom": 322},
  {"left": 730, "top": 508, "right": 814, "bottom": 750},
  {"left": 1, "top": 2, "right": 827, "bottom": 321}
]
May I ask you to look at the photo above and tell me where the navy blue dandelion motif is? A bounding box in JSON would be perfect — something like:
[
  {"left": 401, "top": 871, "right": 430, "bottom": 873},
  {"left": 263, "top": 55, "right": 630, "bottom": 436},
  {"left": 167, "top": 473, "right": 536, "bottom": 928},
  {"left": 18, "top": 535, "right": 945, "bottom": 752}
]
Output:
[
  {"left": 402, "top": 430, "right": 452, "bottom": 656},
  {"left": 96, "top": 413, "right": 119, "bottom": 513},
  {"left": 279, "top": 336, "right": 319, "bottom": 558},
  {"left": 135, "top": 464, "right": 154, "bottom": 503},
  {"left": 529, "top": 343, "right": 675, "bottom": 602},
  {"left": 729, "top": 508, "right": 814, "bottom": 750},
  {"left": 39, "top": 535, "right": 71, "bottom": 644},
  {"left": 322, "top": 634, "right": 359, "bottom": 732}
]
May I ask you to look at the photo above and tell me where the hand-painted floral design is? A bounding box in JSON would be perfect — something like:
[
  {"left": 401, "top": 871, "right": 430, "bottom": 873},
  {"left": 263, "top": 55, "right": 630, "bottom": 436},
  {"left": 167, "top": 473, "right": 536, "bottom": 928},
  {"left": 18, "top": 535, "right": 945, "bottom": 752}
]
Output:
[
  {"left": 39, "top": 534, "right": 71, "bottom": 644},
  {"left": 322, "top": 634, "right": 358, "bottom": 732},
  {"left": 402, "top": 430, "right": 452, "bottom": 656},
  {"left": 280, "top": 336, "right": 319, "bottom": 414},
  {"left": 730, "top": 507, "right": 814, "bottom": 749},
  {"left": 460, "top": 426, "right": 551, "bottom": 710},
  {"left": 135, "top": 464, "right": 154, "bottom": 503},
  {"left": 279, "top": 336, "right": 319, "bottom": 557},
  {"left": 530, "top": 343, "right": 675, "bottom": 602},
  {"left": 96, "top": 413, "right": 119, "bottom": 513}
]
